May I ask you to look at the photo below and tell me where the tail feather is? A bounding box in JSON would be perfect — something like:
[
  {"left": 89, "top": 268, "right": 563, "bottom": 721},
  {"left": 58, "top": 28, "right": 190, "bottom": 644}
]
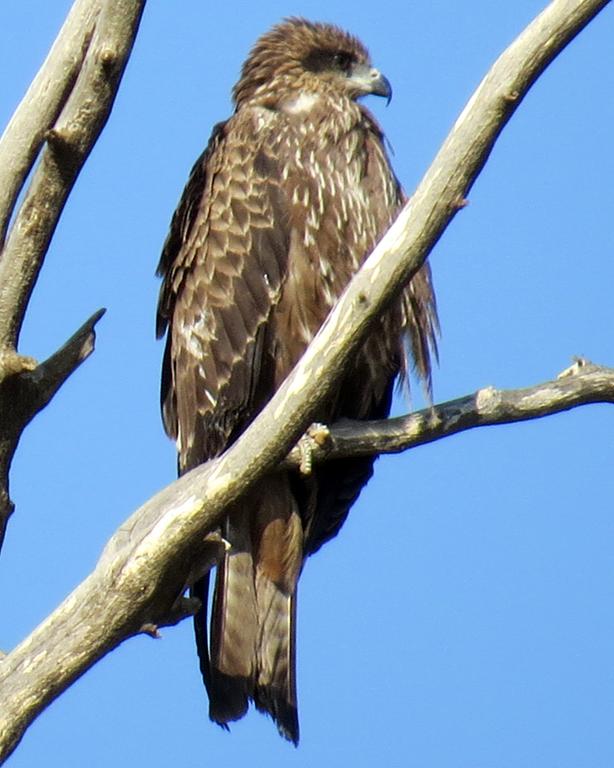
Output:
[
  {"left": 208, "top": 509, "right": 258, "bottom": 725},
  {"left": 202, "top": 478, "right": 302, "bottom": 742},
  {"left": 254, "top": 572, "right": 299, "bottom": 744},
  {"left": 191, "top": 574, "right": 212, "bottom": 699}
]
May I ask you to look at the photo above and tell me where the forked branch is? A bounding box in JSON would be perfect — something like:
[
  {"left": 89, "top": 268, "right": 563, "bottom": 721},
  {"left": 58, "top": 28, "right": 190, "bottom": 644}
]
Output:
[{"left": 0, "top": 0, "right": 145, "bottom": 550}]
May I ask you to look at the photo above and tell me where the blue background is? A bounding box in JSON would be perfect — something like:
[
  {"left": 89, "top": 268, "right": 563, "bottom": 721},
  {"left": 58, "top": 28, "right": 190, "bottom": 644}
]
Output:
[{"left": 1, "top": 2, "right": 613, "bottom": 766}]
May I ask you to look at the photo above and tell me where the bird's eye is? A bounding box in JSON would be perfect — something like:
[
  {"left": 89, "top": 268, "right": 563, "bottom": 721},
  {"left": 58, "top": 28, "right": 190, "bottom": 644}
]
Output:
[
  {"left": 303, "top": 48, "right": 355, "bottom": 74},
  {"left": 332, "top": 51, "right": 353, "bottom": 72}
]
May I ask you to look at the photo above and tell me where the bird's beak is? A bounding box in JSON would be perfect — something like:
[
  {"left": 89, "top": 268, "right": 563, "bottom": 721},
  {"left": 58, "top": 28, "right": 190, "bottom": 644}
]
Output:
[
  {"left": 350, "top": 64, "right": 393, "bottom": 104},
  {"left": 369, "top": 69, "right": 392, "bottom": 104}
]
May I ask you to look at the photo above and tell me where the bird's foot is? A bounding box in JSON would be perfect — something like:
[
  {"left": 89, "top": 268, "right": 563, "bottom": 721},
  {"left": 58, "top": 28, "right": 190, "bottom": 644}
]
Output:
[{"left": 297, "top": 422, "right": 331, "bottom": 475}]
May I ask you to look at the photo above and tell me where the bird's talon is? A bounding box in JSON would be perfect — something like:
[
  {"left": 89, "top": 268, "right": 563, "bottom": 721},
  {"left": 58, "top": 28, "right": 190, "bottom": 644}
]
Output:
[{"left": 297, "top": 422, "right": 331, "bottom": 475}]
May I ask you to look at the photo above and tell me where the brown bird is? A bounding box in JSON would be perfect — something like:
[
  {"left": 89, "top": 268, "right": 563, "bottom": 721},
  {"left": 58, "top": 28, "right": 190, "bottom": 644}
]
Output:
[{"left": 156, "top": 18, "right": 438, "bottom": 744}]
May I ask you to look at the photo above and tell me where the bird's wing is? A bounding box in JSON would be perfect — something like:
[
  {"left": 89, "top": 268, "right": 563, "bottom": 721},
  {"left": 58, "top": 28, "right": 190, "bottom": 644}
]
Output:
[{"left": 156, "top": 112, "right": 290, "bottom": 470}]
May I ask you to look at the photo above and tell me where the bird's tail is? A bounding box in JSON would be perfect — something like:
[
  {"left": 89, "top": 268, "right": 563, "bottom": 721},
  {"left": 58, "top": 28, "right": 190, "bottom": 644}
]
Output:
[
  {"left": 199, "top": 477, "right": 302, "bottom": 744},
  {"left": 253, "top": 564, "right": 299, "bottom": 743},
  {"left": 208, "top": 506, "right": 258, "bottom": 725}
]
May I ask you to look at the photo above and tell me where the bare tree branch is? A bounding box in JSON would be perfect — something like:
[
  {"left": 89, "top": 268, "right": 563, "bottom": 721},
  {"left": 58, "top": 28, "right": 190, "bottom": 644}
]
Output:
[
  {"left": 285, "top": 361, "right": 614, "bottom": 466},
  {"left": 0, "top": 0, "right": 100, "bottom": 249},
  {"left": 0, "top": 308, "right": 105, "bottom": 550},
  {"left": 0, "top": 0, "right": 145, "bottom": 349},
  {"left": 0, "top": 0, "right": 609, "bottom": 761},
  {"left": 0, "top": 0, "right": 145, "bottom": 549},
  {"left": 31, "top": 308, "right": 107, "bottom": 406}
]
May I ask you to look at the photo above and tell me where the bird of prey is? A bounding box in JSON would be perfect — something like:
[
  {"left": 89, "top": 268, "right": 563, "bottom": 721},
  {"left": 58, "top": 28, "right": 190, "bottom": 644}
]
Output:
[{"left": 156, "top": 18, "right": 438, "bottom": 744}]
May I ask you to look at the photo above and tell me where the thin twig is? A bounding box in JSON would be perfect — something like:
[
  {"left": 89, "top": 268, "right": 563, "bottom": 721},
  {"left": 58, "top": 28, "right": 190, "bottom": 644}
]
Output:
[
  {"left": 285, "top": 362, "right": 614, "bottom": 466},
  {"left": 0, "top": 309, "right": 105, "bottom": 551}
]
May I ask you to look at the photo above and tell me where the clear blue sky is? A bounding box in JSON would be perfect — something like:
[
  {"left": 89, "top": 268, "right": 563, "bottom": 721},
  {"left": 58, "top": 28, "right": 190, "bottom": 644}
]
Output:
[{"left": 1, "top": 2, "right": 613, "bottom": 766}]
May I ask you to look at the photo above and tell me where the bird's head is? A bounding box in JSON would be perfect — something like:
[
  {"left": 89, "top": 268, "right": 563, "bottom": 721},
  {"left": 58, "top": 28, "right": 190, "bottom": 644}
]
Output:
[{"left": 233, "top": 18, "right": 392, "bottom": 109}]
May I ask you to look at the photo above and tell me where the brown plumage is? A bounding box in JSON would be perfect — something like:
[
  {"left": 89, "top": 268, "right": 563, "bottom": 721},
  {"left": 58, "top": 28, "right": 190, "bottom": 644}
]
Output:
[{"left": 156, "top": 18, "right": 438, "bottom": 744}]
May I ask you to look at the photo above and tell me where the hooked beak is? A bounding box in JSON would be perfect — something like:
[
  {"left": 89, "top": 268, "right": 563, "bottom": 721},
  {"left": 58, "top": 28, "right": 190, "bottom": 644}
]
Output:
[
  {"left": 369, "top": 69, "right": 392, "bottom": 104},
  {"left": 349, "top": 63, "right": 393, "bottom": 105}
]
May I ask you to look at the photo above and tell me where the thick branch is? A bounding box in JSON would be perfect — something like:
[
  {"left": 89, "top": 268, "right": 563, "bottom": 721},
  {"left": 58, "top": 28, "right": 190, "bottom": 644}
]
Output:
[{"left": 0, "top": 0, "right": 609, "bottom": 762}]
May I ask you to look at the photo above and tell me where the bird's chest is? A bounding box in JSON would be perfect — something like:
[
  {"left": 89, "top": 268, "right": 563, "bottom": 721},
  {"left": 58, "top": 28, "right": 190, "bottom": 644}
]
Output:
[
  {"left": 286, "top": 131, "right": 381, "bottom": 266},
  {"left": 268, "top": 119, "right": 398, "bottom": 382}
]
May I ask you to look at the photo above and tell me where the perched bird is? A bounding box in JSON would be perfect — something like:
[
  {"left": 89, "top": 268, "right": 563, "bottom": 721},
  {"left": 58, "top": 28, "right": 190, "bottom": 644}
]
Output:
[{"left": 156, "top": 18, "right": 438, "bottom": 744}]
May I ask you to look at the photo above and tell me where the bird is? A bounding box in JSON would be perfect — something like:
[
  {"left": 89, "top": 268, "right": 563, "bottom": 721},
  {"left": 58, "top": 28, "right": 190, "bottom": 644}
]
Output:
[{"left": 156, "top": 17, "right": 438, "bottom": 745}]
